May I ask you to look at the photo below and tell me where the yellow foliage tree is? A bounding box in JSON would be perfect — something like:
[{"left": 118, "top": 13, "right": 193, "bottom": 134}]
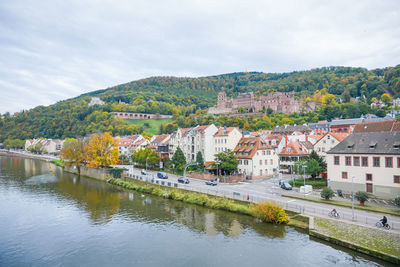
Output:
[
  {"left": 243, "top": 120, "right": 250, "bottom": 130},
  {"left": 86, "top": 133, "right": 119, "bottom": 168},
  {"left": 61, "top": 138, "right": 88, "bottom": 175},
  {"left": 281, "top": 117, "right": 294, "bottom": 125},
  {"left": 381, "top": 93, "right": 392, "bottom": 104},
  {"left": 322, "top": 94, "right": 337, "bottom": 105}
]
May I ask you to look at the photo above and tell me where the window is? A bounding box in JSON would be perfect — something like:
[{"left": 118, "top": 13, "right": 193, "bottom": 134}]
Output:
[
  {"left": 331, "top": 140, "right": 335, "bottom": 144},
  {"left": 394, "top": 176, "right": 400, "bottom": 184},
  {"left": 259, "top": 170, "right": 262, "bottom": 176},
  {"left": 270, "top": 159, "right": 273, "bottom": 165},
  {"left": 362, "top": 157, "right": 368, "bottom": 167},
  {"left": 260, "top": 160, "right": 262, "bottom": 165},
  {"left": 373, "top": 157, "right": 380, "bottom": 167},
  {"left": 239, "top": 160, "right": 242, "bottom": 165},
  {"left": 287, "top": 148, "right": 292, "bottom": 152},
  {"left": 323, "top": 140, "right": 326, "bottom": 144},
  {"left": 327, "top": 135, "right": 330, "bottom": 139},
  {"left": 334, "top": 156, "right": 340, "bottom": 165},
  {"left": 366, "top": 183, "right": 373, "bottom": 193},
  {"left": 385, "top": 157, "right": 393, "bottom": 168},
  {"left": 244, "top": 160, "right": 248, "bottom": 165},
  {"left": 366, "top": 173, "right": 372, "bottom": 181},
  {"left": 318, "top": 148, "right": 321, "bottom": 152},
  {"left": 398, "top": 157, "right": 400, "bottom": 168},
  {"left": 265, "top": 159, "right": 268, "bottom": 165},
  {"left": 262, "top": 151, "right": 265, "bottom": 155},
  {"left": 322, "top": 148, "right": 325, "bottom": 152},
  {"left": 345, "top": 156, "right": 351, "bottom": 166},
  {"left": 353, "top": 157, "right": 360, "bottom": 166},
  {"left": 342, "top": 172, "right": 348, "bottom": 179}
]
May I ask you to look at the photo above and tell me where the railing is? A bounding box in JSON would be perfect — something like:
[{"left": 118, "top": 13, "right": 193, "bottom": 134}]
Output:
[{"left": 123, "top": 172, "right": 399, "bottom": 230}]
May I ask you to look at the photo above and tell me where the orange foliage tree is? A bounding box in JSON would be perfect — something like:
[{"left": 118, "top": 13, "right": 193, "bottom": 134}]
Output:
[{"left": 86, "top": 133, "right": 119, "bottom": 168}]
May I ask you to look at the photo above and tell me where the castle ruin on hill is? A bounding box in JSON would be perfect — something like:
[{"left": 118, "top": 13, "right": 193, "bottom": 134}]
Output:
[{"left": 208, "top": 91, "right": 316, "bottom": 115}]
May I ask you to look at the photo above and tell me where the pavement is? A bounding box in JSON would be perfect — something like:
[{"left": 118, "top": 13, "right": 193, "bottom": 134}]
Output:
[{"left": 125, "top": 166, "right": 400, "bottom": 233}]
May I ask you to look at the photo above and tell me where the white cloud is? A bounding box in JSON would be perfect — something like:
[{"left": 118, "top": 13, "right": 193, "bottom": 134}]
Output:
[{"left": 0, "top": 0, "right": 399, "bottom": 113}]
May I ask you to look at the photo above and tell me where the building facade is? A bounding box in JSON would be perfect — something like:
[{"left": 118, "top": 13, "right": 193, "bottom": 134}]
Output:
[
  {"left": 327, "top": 131, "right": 400, "bottom": 199},
  {"left": 313, "top": 132, "right": 349, "bottom": 159},
  {"left": 213, "top": 127, "right": 242, "bottom": 154},
  {"left": 235, "top": 137, "right": 279, "bottom": 179}
]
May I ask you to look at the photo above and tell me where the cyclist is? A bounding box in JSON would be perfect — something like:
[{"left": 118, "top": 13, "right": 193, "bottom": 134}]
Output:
[
  {"left": 331, "top": 208, "right": 339, "bottom": 217},
  {"left": 380, "top": 216, "right": 387, "bottom": 226}
]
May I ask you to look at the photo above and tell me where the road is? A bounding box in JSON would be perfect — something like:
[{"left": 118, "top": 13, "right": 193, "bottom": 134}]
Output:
[{"left": 124, "top": 166, "right": 400, "bottom": 233}]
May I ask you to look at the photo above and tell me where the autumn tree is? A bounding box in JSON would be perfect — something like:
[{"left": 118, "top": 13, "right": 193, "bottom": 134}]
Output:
[
  {"left": 86, "top": 133, "right": 119, "bottom": 168},
  {"left": 60, "top": 138, "right": 87, "bottom": 175},
  {"left": 381, "top": 93, "right": 392, "bottom": 104},
  {"left": 131, "top": 147, "right": 160, "bottom": 168}
]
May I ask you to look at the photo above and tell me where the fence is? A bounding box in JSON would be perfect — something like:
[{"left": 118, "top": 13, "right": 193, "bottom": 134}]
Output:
[{"left": 123, "top": 172, "right": 399, "bottom": 230}]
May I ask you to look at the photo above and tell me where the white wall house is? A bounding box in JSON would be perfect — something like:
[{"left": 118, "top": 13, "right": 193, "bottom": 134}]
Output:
[
  {"left": 235, "top": 137, "right": 279, "bottom": 179},
  {"left": 213, "top": 127, "right": 242, "bottom": 154},
  {"left": 25, "top": 139, "right": 64, "bottom": 154},
  {"left": 313, "top": 132, "right": 349, "bottom": 159},
  {"left": 327, "top": 131, "right": 400, "bottom": 199}
]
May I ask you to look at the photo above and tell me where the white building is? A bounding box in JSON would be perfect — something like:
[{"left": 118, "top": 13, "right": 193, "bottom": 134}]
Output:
[
  {"left": 169, "top": 124, "right": 218, "bottom": 163},
  {"left": 88, "top": 97, "right": 105, "bottom": 106},
  {"left": 234, "top": 137, "right": 279, "bottom": 179},
  {"left": 25, "top": 139, "right": 64, "bottom": 154},
  {"left": 213, "top": 127, "right": 242, "bottom": 154},
  {"left": 313, "top": 132, "right": 349, "bottom": 159},
  {"left": 327, "top": 131, "right": 400, "bottom": 199}
]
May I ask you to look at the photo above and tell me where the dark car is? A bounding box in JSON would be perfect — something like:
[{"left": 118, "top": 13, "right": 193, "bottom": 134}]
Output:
[
  {"left": 178, "top": 177, "right": 190, "bottom": 184},
  {"left": 281, "top": 182, "right": 292, "bottom": 190},
  {"left": 157, "top": 172, "right": 168, "bottom": 179},
  {"left": 205, "top": 180, "right": 217, "bottom": 186}
]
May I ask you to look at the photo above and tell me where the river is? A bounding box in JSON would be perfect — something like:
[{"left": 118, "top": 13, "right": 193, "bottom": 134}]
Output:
[{"left": 0, "top": 155, "right": 388, "bottom": 266}]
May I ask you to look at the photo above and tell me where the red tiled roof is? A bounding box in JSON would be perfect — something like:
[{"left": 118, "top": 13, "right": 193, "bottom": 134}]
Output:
[
  {"left": 330, "top": 132, "right": 350, "bottom": 142},
  {"left": 279, "top": 140, "right": 309, "bottom": 155},
  {"left": 214, "top": 127, "right": 238, "bottom": 136}
]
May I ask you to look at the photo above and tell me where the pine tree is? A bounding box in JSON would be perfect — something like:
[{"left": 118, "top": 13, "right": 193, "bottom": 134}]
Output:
[
  {"left": 196, "top": 151, "right": 204, "bottom": 172},
  {"left": 171, "top": 146, "right": 186, "bottom": 171}
]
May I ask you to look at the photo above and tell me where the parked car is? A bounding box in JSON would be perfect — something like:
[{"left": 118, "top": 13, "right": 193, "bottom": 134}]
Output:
[
  {"left": 157, "top": 172, "right": 168, "bottom": 179},
  {"left": 141, "top": 169, "right": 148, "bottom": 175},
  {"left": 205, "top": 180, "right": 217, "bottom": 186},
  {"left": 178, "top": 177, "right": 190, "bottom": 184},
  {"left": 281, "top": 182, "right": 292, "bottom": 190}
]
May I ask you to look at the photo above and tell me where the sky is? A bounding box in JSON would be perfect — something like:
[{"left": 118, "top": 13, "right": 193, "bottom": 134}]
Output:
[{"left": 0, "top": 0, "right": 399, "bottom": 114}]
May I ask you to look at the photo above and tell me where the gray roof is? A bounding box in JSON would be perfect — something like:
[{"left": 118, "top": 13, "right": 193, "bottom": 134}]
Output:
[
  {"left": 330, "top": 118, "right": 364, "bottom": 126},
  {"left": 327, "top": 131, "right": 400, "bottom": 155},
  {"left": 330, "top": 115, "right": 392, "bottom": 126},
  {"left": 272, "top": 124, "right": 311, "bottom": 133}
]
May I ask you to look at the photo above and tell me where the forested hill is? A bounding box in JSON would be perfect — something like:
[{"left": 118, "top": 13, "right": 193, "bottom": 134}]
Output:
[{"left": 0, "top": 65, "right": 399, "bottom": 142}]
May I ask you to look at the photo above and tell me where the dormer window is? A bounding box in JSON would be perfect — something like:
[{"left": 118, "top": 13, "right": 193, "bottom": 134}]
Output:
[
  {"left": 369, "top": 142, "right": 376, "bottom": 149},
  {"left": 287, "top": 148, "right": 292, "bottom": 152},
  {"left": 394, "top": 142, "right": 400, "bottom": 150},
  {"left": 347, "top": 144, "right": 354, "bottom": 150}
]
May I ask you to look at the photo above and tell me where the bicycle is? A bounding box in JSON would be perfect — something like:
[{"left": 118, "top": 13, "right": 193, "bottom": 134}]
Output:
[
  {"left": 376, "top": 221, "right": 390, "bottom": 230},
  {"left": 328, "top": 210, "right": 340, "bottom": 218}
]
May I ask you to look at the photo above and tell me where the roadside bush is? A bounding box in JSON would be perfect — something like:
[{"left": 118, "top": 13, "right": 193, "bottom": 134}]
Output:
[
  {"left": 394, "top": 197, "right": 400, "bottom": 206},
  {"left": 355, "top": 191, "right": 369, "bottom": 203},
  {"left": 288, "top": 179, "right": 325, "bottom": 188},
  {"left": 250, "top": 201, "right": 288, "bottom": 224},
  {"left": 320, "top": 188, "right": 335, "bottom": 200}
]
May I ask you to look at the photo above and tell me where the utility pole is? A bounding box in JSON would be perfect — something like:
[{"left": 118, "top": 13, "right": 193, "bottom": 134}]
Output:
[{"left": 352, "top": 175, "right": 355, "bottom": 221}]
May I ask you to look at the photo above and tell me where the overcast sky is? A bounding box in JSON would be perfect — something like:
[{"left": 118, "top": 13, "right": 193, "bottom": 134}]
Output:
[{"left": 0, "top": 0, "right": 399, "bottom": 114}]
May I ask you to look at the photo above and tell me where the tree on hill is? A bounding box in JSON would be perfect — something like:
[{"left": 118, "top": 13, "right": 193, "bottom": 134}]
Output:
[
  {"left": 171, "top": 146, "right": 186, "bottom": 171},
  {"left": 3, "top": 138, "right": 25, "bottom": 150}
]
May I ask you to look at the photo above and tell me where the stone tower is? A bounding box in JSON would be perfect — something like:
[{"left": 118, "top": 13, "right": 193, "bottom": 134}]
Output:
[{"left": 217, "top": 91, "right": 227, "bottom": 109}]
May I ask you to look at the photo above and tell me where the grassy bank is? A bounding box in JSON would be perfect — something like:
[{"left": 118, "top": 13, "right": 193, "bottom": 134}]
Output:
[
  {"left": 313, "top": 217, "right": 400, "bottom": 264},
  {"left": 107, "top": 178, "right": 288, "bottom": 224},
  {"left": 124, "top": 118, "right": 172, "bottom": 134},
  {"left": 282, "top": 194, "right": 400, "bottom": 217},
  {"left": 50, "top": 159, "right": 65, "bottom": 167},
  {"left": 288, "top": 178, "right": 326, "bottom": 188}
]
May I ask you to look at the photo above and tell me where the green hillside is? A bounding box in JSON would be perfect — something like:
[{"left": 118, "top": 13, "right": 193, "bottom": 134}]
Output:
[
  {"left": 0, "top": 65, "right": 399, "bottom": 142},
  {"left": 125, "top": 118, "right": 172, "bottom": 135}
]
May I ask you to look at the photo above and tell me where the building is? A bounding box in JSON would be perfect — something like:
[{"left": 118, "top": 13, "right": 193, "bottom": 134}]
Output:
[
  {"left": 326, "top": 131, "right": 400, "bottom": 199},
  {"left": 234, "top": 137, "right": 279, "bottom": 179},
  {"left": 308, "top": 121, "right": 330, "bottom": 132},
  {"left": 25, "top": 139, "right": 64, "bottom": 155},
  {"left": 213, "top": 127, "right": 242, "bottom": 154},
  {"left": 114, "top": 135, "right": 148, "bottom": 157},
  {"left": 150, "top": 134, "right": 171, "bottom": 159},
  {"left": 330, "top": 114, "right": 393, "bottom": 133},
  {"left": 279, "top": 139, "right": 313, "bottom": 173},
  {"left": 353, "top": 120, "right": 400, "bottom": 133},
  {"left": 169, "top": 124, "right": 219, "bottom": 162},
  {"left": 112, "top": 112, "right": 173, "bottom": 120},
  {"left": 208, "top": 91, "right": 316, "bottom": 115},
  {"left": 313, "top": 132, "right": 349, "bottom": 159},
  {"left": 271, "top": 124, "right": 312, "bottom": 135},
  {"left": 88, "top": 97, "right": 105, "bottom": 106}
]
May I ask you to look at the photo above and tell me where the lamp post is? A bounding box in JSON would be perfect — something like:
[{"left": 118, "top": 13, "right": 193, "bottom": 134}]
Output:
[
  {"left": 352, "top": 175, "right": 355, "bottom": 221},
  {"left": 184, "top": 162, "right": 198, "bottom": 179},
  {"left": 303, "top": 164, "right": 306, "bottom": 196},
  {"left": 215, "top": 162, "right": 220, "bottom": 179}
]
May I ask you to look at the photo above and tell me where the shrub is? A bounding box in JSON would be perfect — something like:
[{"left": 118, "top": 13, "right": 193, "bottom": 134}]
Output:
[
  {"left": 394, "top": 197, "right": 400, "bottom": 206},
  {"left": 250, "top": 201, "right": 288, "bottom": 224},
  {"left": 320, "top": 188, "right": 335, "bottom": 200},
  {"left": 355, "top": 191, "right": 369, "bottom": 203}
]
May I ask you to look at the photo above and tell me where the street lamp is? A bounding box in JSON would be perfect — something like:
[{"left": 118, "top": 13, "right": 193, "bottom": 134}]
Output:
[
  {"left": 184, "top": 162, "right": 198, "bottom": 179},
  {"left": 303, "top": 164, "right": 306, "bottom": 196},
  {"left": 352, "top": 175, "right": 355, "bottom": 221}
]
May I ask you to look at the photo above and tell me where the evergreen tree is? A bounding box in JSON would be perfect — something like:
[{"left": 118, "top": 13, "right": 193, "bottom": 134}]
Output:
[
  {"left": 309, "top": 150, "right": 327, "bottom": 171},
  {"left": 171, "top": 146, "right": 186, "bottom": 171},
  {"left": 196, "top": 151, "right": 204, "bottom": 172}
]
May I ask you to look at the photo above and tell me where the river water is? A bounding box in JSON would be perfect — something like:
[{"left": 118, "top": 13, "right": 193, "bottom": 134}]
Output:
[{"left": 0, "top": 155, "right": 387, "bottom": 266}]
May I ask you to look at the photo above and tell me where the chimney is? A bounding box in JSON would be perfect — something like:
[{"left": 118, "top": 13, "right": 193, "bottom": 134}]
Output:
[
  {"left": 285, "top": 136, "right": 288, "bottom": 147},
  {"left": 305, "top": 135, "right": 308, "bottom": 142}
]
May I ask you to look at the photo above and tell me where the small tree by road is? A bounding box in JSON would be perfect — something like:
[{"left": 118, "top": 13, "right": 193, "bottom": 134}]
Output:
[
  {"left": 213, "top": 149, "right": 238, "bottom": 174},
  {"left": 171, "top": 146, "right": 186, "bottom": 172},
  {"left": 320, "top": 188, "right": 335, "bottom": 200}
]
